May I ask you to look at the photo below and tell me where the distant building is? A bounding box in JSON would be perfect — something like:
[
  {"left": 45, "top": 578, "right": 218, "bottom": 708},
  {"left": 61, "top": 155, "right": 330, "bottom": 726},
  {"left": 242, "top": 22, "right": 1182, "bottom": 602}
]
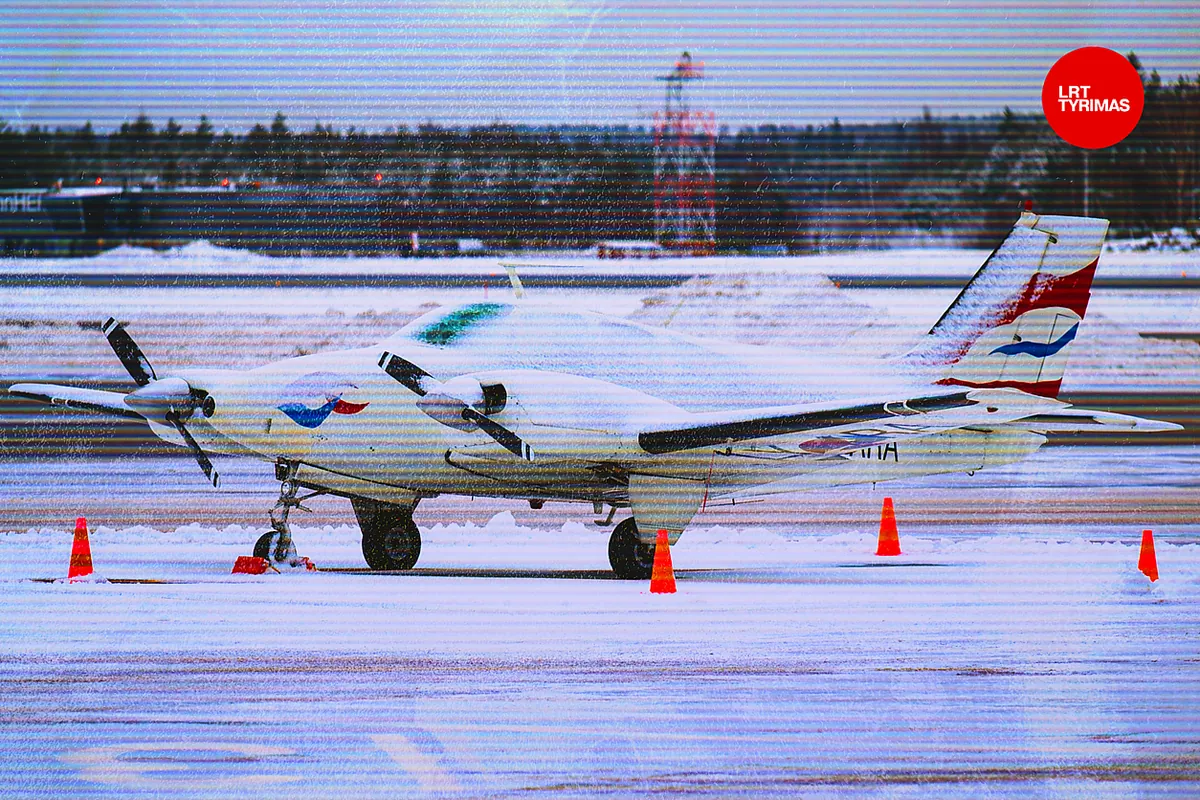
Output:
[
  {"left": 0, "top": 187, "right": 126, "bottom": 256},
  {"left": 456, "top": 238, "right": 488, "bottom": 256},
  {"left": 596, "top": 240, "right": 664, "bottom": 259}
]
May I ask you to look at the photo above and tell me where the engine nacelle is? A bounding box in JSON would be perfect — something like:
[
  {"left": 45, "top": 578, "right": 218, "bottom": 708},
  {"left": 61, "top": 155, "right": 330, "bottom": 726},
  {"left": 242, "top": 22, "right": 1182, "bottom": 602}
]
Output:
[{"left": 416, "top": 375, "right": 507, "bottom": 430}]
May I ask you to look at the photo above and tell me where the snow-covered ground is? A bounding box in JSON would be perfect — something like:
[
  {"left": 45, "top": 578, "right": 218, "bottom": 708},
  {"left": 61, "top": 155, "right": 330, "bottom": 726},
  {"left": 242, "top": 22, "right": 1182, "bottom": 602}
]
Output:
[
  {"left": 0, "top": 446, "right": 1197, "bottom": 796},
  {"left": 1, "top": 241, "right": 1197, "bottom": 796},
  {"left": 1, "top": 512, "right": 1198, "bottom": 797},
  {"left": 1105, "top": 227, "right": 1200, "bottom": 254}
]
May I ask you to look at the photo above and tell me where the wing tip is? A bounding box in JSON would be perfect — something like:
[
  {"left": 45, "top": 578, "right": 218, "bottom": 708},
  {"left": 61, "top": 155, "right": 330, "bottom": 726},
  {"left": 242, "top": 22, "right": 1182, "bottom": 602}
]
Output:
[
  {"left": 7, "top": 383, "right": 42, "bottom": 399},
  {"left": 1139, "top": 419, "right": 1185, "bottom": 433}
]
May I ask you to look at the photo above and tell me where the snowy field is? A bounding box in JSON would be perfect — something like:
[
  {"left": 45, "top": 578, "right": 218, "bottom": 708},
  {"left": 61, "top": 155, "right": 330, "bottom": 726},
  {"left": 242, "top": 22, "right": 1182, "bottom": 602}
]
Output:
[
  {"left": 2, "top": 247, "right": 1197, "bottom": 394},
  {"left": 1, "top": 447, "right": 1199, "bottom": 797},
  {"left": 3, "top": 237, "right": 1197, "bottom": 279}
]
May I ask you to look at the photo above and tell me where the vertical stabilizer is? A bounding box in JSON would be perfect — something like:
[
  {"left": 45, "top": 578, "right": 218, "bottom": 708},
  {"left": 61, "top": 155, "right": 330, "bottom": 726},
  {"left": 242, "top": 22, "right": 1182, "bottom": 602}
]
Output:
[{"left": 903, "top": 211, "right": 1107, "bottom": 398}]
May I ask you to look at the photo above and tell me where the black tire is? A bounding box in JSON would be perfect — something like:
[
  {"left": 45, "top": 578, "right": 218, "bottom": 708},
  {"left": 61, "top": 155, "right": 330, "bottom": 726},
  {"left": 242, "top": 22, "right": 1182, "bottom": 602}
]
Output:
[
  {"left": 608, "top": 517, "right": 655, "bottom": 580},
  {"left": 353, "top": 497, "right": 422, "bottom": 571},
  {"left": 253, "top": 531, "right": 278, "bottom": 561}
]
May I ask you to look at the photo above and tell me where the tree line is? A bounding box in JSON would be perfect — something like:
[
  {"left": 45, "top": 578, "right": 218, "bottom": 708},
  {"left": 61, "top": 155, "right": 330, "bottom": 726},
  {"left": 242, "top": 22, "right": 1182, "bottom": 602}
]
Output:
[{"left": 1, "top": 55, "right": 1195, "bottom": 252}]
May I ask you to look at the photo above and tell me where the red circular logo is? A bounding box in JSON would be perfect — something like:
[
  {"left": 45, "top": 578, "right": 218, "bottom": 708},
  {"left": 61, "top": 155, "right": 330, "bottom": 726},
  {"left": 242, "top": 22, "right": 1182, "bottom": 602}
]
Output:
[{"left": 1042, "top": 47, "right": 1144, "bottom": 149}]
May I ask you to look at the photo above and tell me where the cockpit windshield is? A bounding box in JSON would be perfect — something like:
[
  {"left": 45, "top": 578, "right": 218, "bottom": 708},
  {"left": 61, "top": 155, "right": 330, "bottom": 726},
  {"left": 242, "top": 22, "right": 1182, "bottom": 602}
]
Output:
[{"left": 404, "top": 303, "right": 510, "bottom": 347}]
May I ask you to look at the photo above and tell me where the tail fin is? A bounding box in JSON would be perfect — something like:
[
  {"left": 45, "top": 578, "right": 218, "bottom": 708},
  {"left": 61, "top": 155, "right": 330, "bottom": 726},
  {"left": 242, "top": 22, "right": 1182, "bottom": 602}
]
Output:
[{"left": 903, "top": 211, "right": 1107, "bottom": 399}]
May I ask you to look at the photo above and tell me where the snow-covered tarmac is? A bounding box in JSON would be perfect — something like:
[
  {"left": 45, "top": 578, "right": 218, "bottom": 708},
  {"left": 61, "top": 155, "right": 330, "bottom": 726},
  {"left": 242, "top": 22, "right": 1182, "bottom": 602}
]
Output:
[
  {"left": 2, "top": 448, "right": 1198, "bottom": 798},
  {"left": 2, "top": 243, "right": 1197, "bottom": 796}
]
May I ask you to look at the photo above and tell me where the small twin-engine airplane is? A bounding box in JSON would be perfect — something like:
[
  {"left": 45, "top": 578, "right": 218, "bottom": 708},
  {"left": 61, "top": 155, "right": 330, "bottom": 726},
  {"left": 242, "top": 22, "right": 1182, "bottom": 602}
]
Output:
[{"left": 11, "top": 211, "right": 1179, "bottom": 577}]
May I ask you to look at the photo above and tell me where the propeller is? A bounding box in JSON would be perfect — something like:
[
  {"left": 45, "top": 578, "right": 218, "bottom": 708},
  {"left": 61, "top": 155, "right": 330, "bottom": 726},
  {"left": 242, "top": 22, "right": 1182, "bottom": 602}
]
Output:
[
  {"left": 378, "top": 351, "right": 534, "bottom": 461},
  {"left": 103, "top": 317, "right": 220, "bottom": 488},
  {"left": 102, "top": 317, "right": 157, "bottom": 386}
]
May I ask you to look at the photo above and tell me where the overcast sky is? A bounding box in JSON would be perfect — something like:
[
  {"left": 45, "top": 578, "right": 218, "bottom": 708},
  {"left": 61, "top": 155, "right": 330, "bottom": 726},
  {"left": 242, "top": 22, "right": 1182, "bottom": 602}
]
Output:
[{"left": 2, "top": 0, "right": 1197, "bottom": 132}]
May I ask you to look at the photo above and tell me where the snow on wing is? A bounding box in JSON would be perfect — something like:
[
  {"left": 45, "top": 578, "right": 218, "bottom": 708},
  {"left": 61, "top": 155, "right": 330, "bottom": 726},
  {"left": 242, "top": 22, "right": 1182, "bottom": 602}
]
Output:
[
  {"left": 637, "top": 388, "right": 1066, "bottom": 457},
  {"left": 8, "top": 383, "right": 140, "bottom": 419}
]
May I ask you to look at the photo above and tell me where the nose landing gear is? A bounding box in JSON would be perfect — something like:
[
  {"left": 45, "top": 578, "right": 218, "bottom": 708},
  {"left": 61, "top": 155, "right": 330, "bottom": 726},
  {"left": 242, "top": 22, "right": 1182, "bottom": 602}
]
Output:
[{"left": 253, "top": 461, "right": 323, "bottom": 567}]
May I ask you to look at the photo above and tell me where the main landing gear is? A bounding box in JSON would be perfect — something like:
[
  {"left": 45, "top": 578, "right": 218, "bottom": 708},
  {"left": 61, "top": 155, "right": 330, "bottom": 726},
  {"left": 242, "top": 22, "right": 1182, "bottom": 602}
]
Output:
[
  {"left": 352, "top": 496, "right": 422, "bottom": 571},
  {"left": 607, "top": 517, "right": 655, "bottom": 580}
]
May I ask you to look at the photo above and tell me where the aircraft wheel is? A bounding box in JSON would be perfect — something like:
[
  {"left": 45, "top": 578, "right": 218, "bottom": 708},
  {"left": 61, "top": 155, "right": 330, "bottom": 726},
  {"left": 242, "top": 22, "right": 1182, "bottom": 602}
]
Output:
[
  {"left": 253, "top": 530, "right": 297, "bottom": 564},
  {"left": 608, "top": 517, "right": 655, "bottom": 580},
  {"left": 253, "top": 531, "right": 277, "bottom": 560},
  {"left": 354, "top": 498, "right": 422, "bottom": 571}
]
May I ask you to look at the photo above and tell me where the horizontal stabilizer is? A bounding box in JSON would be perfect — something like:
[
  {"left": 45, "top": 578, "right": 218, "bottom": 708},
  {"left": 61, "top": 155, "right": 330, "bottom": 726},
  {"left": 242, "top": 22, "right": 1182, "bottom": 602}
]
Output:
[
  {"left": 9, "top": 383, "right": 140, "bottom": 420},
  {"left": 1015, "top": 408, "right": 1183, "bottom": 433}
]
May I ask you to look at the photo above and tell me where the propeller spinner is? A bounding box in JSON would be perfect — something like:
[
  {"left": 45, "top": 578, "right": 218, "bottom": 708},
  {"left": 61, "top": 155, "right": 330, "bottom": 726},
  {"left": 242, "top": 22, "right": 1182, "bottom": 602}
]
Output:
[{"left": 102, "top": 317, "right": 220, "bottom": 488}]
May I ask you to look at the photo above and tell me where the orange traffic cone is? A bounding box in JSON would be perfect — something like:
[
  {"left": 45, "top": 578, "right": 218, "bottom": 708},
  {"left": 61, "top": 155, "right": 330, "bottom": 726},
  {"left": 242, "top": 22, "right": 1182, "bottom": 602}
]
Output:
[
  {"left": 1138, "top": 529, "right": 1158, "bottom": 582},
  {"left": 876, "top": 497, "right": 901, "bottom": 556},
  {"left": 649, "top": 529, "right": 676, "bottom": 594},
  {"left": 68, "top": 516, "right": 94, "bottom": 582}
]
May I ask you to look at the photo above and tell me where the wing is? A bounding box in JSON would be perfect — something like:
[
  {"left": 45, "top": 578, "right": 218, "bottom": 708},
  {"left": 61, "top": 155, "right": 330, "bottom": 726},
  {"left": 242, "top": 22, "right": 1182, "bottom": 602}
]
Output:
[
  {"left": 637, "top": 387, "right": 1181, "bottom": 459},
  {"left": 9, "top": 383, "right": 140, "bottom": 420},
  {"left": 638, "top": 388, "right": 1064, "bottom": 457}
]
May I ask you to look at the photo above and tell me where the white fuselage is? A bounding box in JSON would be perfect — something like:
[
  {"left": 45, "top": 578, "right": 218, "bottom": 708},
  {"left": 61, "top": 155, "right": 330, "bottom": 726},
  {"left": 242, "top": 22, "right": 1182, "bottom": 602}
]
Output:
[{"left": 155, "top": 303, "right": 1045, "bottom": 508}]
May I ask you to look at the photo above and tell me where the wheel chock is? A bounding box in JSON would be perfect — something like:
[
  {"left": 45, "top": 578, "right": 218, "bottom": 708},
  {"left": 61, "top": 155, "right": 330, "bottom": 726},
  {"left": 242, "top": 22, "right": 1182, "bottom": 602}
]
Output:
[
  {"left": 232, "top": 555, "right": 314, "bottom": 574},
  {"left": 232, "top": 556, "right": 273, "bottom": 575}
]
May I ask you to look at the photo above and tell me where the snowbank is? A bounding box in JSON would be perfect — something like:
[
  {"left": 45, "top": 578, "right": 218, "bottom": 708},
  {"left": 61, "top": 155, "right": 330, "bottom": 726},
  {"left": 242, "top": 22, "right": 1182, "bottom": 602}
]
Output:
[
  {"left": 88, "top": 239, "right": 270, "bottom": 268},
  {"left": 1106, "top": 227, "right": 1200, "bottom": 254},
  {"left": 630, "top": 271, "right": 916, "bottom": 360}
]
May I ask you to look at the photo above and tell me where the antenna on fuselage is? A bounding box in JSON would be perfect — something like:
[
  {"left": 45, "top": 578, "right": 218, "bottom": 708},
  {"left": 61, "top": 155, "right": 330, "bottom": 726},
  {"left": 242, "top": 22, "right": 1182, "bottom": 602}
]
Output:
[{"left": 499, "top": 263, "right": 526, "bottom": 299}]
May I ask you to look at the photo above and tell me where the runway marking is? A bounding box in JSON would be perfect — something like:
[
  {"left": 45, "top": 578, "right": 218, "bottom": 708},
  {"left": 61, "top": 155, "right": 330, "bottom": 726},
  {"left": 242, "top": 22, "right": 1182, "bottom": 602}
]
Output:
[
  {"left": 60, "top": 742, "right": 298, "bottom": 790},
  {"left": 371, "top": 734, "right": 461, "bottom": 793},
  {"left": 27, "top": 577, "right": 179, "bottom": 584},
  {"left": 835, "top": 562, "right": 954, "bottom": 569},
  {"left": 322, "top": 567, "right": 619, "bottom": 580},
  {"left": 428, "top": 721, "right": 826, "bottom": 744}
]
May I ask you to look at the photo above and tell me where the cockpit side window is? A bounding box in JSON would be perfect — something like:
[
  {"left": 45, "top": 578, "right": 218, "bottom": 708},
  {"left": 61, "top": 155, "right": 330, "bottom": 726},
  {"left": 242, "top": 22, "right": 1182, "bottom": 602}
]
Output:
[{"left": 409, "top": 303, "right": 509, "bottom": 347}]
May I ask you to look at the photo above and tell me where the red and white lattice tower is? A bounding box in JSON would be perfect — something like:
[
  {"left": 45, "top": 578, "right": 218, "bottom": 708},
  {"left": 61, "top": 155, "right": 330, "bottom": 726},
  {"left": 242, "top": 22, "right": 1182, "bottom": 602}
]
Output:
[{"left": 653, "top": 52, "right": 716, "bottom": 255}]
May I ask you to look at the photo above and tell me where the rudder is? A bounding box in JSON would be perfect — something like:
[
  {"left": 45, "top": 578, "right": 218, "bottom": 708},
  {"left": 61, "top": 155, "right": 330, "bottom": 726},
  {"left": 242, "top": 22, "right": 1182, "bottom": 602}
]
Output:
[{"left": 903, "top": 210, "right": 1107, "bottom": 399}]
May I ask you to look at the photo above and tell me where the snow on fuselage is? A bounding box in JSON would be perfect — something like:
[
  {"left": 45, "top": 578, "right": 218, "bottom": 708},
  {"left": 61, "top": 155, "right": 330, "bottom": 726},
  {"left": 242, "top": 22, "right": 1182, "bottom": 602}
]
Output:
[
  {"left": 378, "top": 302, "right": 915, "bottom": 410},
  {"left": 179, "top": 301, "right": 1033, "bottom": 504}
]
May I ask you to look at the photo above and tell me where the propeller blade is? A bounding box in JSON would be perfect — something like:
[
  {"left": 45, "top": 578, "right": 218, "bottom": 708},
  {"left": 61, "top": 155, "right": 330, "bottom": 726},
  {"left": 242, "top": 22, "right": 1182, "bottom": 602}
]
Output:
[
  {"left": 166, "top": 411, "right": 221, "bottom": 488},
  {"left": 102, "top": 317, "right": 157, "bottom": 387},
  {"left": 462, "top": 407, "right": 534, "bottom": 462},
  {"left": 379, "top": 352, "right": 532, "bottom": 461},
  {"left": 379, "top": 351, "right": 434, "bottom": 396}
]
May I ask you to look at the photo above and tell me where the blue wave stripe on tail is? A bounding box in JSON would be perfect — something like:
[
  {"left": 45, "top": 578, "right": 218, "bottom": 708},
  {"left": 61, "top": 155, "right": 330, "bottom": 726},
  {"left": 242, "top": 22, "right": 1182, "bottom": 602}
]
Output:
[{"left": 990, "top": 323, "right": 1078, "bottom": 358}]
